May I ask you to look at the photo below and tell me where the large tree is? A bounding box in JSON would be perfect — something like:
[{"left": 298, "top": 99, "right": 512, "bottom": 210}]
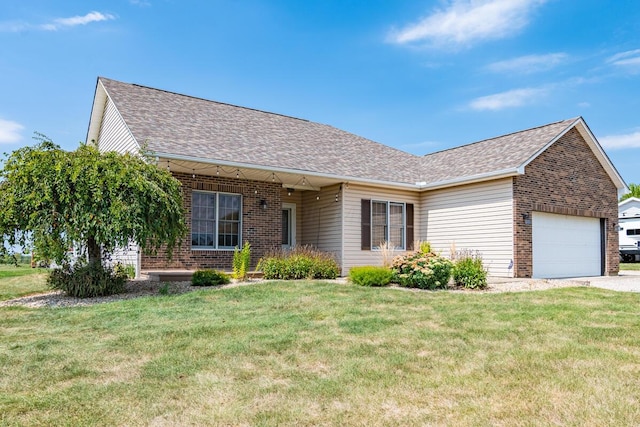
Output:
[
  {"left": 0, "top": 137, "right": 186, "bottom": 267},
  {"left": 620, "top": 183, "right": 640, "bottom": 202}
]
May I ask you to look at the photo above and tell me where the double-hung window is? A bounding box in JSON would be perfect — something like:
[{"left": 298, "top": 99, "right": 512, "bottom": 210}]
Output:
[
  {"left": 192, "top": 191, "right": 242, "bottom": 249},
  {"left": 371, "top": 201, "right": 406, "bottom": 250}
]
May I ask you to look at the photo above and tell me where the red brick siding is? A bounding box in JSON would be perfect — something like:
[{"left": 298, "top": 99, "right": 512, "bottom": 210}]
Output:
[
  {"left": 513, "top": 128, "right": 619, "bottom": 277},
  {"left": 141, "top": 172, "right": 281, "bottom": 270}
]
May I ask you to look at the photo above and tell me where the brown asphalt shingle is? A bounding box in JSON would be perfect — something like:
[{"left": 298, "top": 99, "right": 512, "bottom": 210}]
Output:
[
  {"left": 418, "top": 118, "right": 577, "bottom": 185},
  {"left": 98, "top": 77, "right": 576, "bottom": 187}
]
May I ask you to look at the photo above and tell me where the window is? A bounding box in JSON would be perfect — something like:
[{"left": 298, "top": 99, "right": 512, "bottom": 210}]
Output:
[
  {"left": 192, "top": 191, "right": 241, "bottom": 249},
  {"left": 627, "top": 229, "right": 640, "bottom": 236},
  {"left": 361, "top": 199, "right": 414, "bottom": 251},
  {"left": 370, "top": 200, "right": 406, "bottom": 250}
]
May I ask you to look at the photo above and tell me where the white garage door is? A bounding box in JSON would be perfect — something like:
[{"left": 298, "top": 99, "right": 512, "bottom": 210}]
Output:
[{"left": 532, "top": 212, "right": 602, "bottom": 278}]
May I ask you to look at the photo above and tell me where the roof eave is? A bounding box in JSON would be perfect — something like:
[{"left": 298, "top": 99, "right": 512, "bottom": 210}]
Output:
[
  {"left": 415, "top": 168, "right": 521, "bottom": 191},
  {"left": 86, "top": 78, "right": 108, "bottom": 146},
  {"left": 619, "top": 197, "right": 640, "bottom": 207},
  {"left": 153, "top": 151, "right": 422, "bottom": 191}
]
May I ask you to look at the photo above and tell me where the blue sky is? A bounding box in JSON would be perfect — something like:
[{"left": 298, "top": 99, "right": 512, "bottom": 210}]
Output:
[{"left": 1, "top": 0, "right": 639, "bottom": 187}]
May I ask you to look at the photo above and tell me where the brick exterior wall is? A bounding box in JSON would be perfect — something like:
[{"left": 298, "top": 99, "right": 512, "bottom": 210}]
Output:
[
  {"left": 513, "top": 128, "right": 619, "bottom": 277},
  {"left": 141, "top": 172, "right": 282, "bottom": 271}
]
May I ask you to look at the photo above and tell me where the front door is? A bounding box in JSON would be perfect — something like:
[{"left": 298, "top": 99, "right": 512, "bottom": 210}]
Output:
[{"left": 282, "top": 203, "right": 296, "bottom": 249}]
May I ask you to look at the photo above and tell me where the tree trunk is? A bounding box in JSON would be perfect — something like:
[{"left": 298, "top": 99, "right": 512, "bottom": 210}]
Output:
[{"left": 87, "top": 236, "right": 101, "bottom": 266}]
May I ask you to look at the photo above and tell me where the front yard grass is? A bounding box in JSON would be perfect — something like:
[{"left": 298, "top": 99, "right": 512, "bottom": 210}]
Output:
[
  {"left": 0, "top": 265, "right": 49, "bottom": 300},
  {"left": 1, "top": 281, "right": 639, "bottom": 426}
]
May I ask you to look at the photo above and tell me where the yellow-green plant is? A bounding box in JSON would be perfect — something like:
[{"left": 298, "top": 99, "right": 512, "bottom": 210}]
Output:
[{"left": 233, "top": 241, "right": 251, "bottom": 281}]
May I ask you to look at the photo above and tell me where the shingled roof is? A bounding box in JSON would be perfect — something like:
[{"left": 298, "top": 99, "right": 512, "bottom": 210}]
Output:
[
  {"left": 417, "top": 118, "right": 578, "bottom": 186},
  {"left": 96, "top": 77, "right": 422, "bottom": 186},
  {"left": 89, "top": 77, "right": 623, "bottom": 190}
]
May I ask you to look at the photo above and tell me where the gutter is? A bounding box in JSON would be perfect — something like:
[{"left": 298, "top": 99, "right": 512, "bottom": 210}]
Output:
[{"left": 154, "top": 152, "right": 522, "bottom": 192}]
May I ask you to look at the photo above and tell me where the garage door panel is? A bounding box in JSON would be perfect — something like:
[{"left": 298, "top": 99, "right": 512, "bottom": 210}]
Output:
[{"left": 532, "top": 212, "right": 601, "bottom": 278}]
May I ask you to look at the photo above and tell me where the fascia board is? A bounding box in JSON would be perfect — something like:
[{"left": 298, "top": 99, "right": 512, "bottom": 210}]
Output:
[
  {"left": 519, "top": 117, "right": 627, "bottom": 192},
  {"left": 152, "top": 151, "right": 422, "bottom": 191}
]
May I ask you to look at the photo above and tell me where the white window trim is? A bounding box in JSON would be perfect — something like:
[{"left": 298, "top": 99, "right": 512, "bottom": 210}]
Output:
[
  {"left": 282, "top": 202, "right": 297, "bottom": 249},
  {"left": 191, "top": 190, "right": 242, "bottom": 251},
  {"left": 371, "top": 200, "right": 406, "bottom": 251}
]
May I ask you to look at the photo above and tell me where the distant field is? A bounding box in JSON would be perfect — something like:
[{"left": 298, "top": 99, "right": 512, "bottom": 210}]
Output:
[
  {"left": 0, "top": 264, "right": 46, "bottom": 279},
  {"left": 620, "top": 262, "right": 640, "bottom": 271},
  {"left": 0, "top": 265, "right": 50, "bottom": 300}
]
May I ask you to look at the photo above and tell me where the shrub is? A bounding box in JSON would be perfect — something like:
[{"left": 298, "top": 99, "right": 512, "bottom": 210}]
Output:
[
  {"left": 47, "top": 262, "right": 127, "bottom": 298},
  {"left": 419, "top": 241, "right": 432, "bottom": 254},
  {"left": 192, "top": 269, "right": 231, "bottom": 286},
  {"left": 453, "top": 250, "right": 487, "bottom": 289},
  {"left": 349, "top": 266, "right": 393, "bottom": 287},
  {"left": 114, "top": 263, "right": 136, "bottom": 279},
  {"left": 391, "top": 251, "right": 453, "bottom": 290},
  {"left": 259, "top": 246, "right": 340, "bottom": 280},
  {"left": 232, "top": 242, "right": 251, "bottom": 281}
]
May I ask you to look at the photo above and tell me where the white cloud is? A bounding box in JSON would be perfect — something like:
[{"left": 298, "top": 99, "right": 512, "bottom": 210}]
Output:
[
  {"left": 0, "top": 11, "right": 115, "bottom": 32},
  {"left": 0, "top": 119, "right": 24, "bottom": 144},
  {"left": 607, "top": 49, "right": 640, "bottom": 65},
  {"left": 388, "top": 0, "right": 546, "bottom": 48},
  {"left": 486, "top": 53, "right": 567, "bottom": 74},
  {"left": 606, "top": 49, "right": 640, "bottom": 74},
  {"left": 469, "top": 87, "right": 547, "bottom": 111},
  {"left": 600, "top": 131, "right": 640, "bottom": 150},
  {"left": 42, "top": 11, "right": 115, "bottom": 31}
]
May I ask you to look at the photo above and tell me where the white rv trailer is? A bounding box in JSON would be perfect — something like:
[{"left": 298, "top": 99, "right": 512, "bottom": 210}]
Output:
[{"left": 619, "top": 197, "right": 640, "bottom": 262}]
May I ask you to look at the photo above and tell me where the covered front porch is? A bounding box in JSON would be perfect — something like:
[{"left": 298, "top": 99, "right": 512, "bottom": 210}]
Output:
[{"left": 137, "top": 156, "right": 349, "bottom": 274}]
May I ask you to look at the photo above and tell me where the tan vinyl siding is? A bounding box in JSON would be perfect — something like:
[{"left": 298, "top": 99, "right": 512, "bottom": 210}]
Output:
[
  {"left": 343, "top": 184, "right": 420, "bottom": 274},
  {"left": 97, "top": 96, "right": 140, "bottom": 154},
  {"left": 300, "top": 184, "right": 343, "bottom": 268},
  {"left": 421, "top": 178, "right": 514, "bottom": 277}
]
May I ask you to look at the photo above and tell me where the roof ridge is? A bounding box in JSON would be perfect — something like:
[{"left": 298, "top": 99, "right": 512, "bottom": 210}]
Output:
[
  {"left": 100, "top": 77, "right": 311, "bottom": 123},
  {"left": 422, "top": 117, "right": 579, "bottom": 158}
]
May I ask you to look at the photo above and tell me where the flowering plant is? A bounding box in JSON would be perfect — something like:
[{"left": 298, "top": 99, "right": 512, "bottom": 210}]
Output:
[{"left": 391, "top": 251, "right": 453, "bottom": 289}]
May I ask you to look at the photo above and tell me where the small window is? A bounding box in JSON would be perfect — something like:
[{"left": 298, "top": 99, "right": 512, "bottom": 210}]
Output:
[
  {"left": 627, "top": 229, "right": 640, "bottom": 236},
  {"left": 192, "top": 191, "right": 242, "bottom": 249}
]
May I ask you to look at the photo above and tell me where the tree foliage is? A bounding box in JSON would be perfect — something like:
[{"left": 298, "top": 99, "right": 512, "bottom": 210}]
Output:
[
  {"left": 620, "top": 183, "right": 640, "bottom": 202},
  {"left": 0, "top": 137, "right": 187, "bottom": 266}
]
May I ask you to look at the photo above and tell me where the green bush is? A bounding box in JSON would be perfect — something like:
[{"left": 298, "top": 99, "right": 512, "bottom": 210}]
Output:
[
  {"left": 232, "top": 242, "right": 251, "bottom": 281},
  {"left": 47, "top": 262, "right": 127, "bottom": 298},
  {"left": 114, "top": 263, "right": 136, "bottom": 279},
  {"left": 349, "top": 266, "right": 393, "bottom": 287},
  {"left": 192, "top": 269, "right": 231, "bottom": 286},
  {"left": 259, "top": 246, "right": 340, "bottom": 280},
  {"left": 453, "top": 251, "right": 487, "bottom": 289},
  {"left": 391, "top": 251, "right": 453, "bottom": 290},
  {"left": 419, "top": 241, "right": 432, "bottom": 254}
]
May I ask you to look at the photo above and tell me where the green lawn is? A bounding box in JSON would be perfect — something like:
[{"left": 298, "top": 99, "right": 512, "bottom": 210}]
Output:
[
  {"left": 620, "top": 262, "right": 640, "bottom": 271},
  {"left": 0, "top": 265, "right": 49, "bottom": 301},
  {"left": 1, "top": 281, "right": 639, "bottom": 426}
]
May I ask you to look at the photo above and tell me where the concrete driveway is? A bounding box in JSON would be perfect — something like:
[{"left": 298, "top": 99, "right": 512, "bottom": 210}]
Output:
[{"left": 573, "top": 270, "right": 640, "bottom": 293}]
